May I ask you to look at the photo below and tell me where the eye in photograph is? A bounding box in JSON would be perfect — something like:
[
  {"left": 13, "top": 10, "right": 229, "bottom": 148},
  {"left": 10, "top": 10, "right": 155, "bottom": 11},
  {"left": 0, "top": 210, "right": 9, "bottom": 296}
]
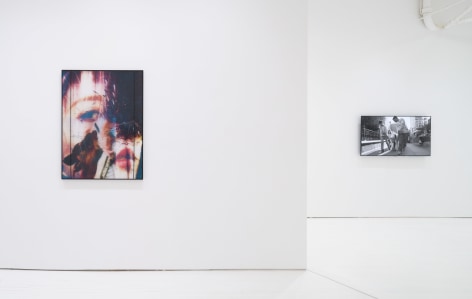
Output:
[{"left": 78, "top": 110, "right": 99, "bottom": 122}]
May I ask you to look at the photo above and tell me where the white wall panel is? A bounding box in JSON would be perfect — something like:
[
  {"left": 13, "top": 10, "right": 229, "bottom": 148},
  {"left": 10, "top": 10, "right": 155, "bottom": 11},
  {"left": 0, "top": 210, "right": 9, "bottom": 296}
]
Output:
[
  {"left": 0, "top": 0, "right": 306, "bottom": 269},
  {"left": 308, "top": 0, "right": 472, "bottom": 216}
]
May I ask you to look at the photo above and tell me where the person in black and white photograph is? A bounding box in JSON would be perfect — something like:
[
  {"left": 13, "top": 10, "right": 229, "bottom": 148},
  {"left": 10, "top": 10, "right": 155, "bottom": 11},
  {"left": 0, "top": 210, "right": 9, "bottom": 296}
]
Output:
[
  {"left": 360, "top": 116, "right": 431, "bottom": 156},
  {"left": 378, "top": 120, "right": 391, "bottom": 153}
]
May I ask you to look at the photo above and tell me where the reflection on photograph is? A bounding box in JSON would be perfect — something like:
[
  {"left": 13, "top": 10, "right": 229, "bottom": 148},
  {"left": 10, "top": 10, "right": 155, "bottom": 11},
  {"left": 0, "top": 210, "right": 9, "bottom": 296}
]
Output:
[
  {"left": 360, "top": 116, "right": 431, "bottom": 156},
  {"left": 62, "top": 70, "right": 143, "bottom": 179}
]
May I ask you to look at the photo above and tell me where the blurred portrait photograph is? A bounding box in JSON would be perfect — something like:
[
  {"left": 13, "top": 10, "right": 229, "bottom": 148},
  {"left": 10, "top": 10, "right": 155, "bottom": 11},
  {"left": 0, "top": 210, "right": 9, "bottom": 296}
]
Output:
[
  {"left": 62, "top": 70, "right": 143, "bottom": 179},
  {"left": 360, "top": 116, "right": 431, "bottom": 156}
]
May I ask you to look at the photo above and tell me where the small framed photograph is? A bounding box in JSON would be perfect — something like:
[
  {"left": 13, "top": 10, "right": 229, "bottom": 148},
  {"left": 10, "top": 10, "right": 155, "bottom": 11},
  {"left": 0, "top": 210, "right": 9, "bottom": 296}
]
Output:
[
  {"left": 62, "top": 70, "right": 143, "bottom": 179},
  {"left": 360, "top": 116, "right": 431, "bottom": 156}
]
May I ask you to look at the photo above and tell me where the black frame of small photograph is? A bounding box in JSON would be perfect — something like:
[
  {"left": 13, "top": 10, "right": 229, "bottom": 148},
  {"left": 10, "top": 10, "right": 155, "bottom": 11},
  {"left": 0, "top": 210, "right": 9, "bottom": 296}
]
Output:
[{"left": 360, "top": 116, "right": 431, "bottom": 156}]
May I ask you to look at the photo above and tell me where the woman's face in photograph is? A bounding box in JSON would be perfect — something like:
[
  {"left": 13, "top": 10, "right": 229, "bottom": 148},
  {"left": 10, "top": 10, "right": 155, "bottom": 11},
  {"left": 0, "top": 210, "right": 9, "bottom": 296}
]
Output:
[{"left": 62, "top": 72, "right": 106, "bottom": 153}]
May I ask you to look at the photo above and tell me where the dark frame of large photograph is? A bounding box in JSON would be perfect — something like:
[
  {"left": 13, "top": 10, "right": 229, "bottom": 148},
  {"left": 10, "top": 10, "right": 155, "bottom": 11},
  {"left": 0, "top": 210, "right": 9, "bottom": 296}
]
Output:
[
  {"left": 61, "top": 70, "right": 143, "bottom": 179},
  {"left": 360, "top": 116, "right": 431, "bottom": 156}
]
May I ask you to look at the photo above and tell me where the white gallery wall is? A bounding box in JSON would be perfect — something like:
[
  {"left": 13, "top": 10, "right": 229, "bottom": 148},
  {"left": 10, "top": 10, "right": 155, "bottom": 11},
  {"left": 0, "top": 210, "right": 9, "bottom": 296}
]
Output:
[
  {"left": 308, "top": 0, "right": 472, "bottom": 217},
  {"left": 0, "top": 0, "right": 307, "bottom": 269}
]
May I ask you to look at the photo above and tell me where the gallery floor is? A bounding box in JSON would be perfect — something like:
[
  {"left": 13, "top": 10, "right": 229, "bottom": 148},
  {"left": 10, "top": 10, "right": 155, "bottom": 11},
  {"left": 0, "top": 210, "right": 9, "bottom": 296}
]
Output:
[{"left": 1, "top": 218, "right": 471, "bottom": 299}]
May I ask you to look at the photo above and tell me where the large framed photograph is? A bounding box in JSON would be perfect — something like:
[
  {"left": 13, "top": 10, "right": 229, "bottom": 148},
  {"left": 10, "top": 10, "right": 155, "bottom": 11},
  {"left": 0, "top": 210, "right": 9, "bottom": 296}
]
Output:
[
  {"left": 62, "top": 70, "right": 143, "bottom": 179},
  {"left": 360, "top": 116, "right": 431, "bottom": 156}
]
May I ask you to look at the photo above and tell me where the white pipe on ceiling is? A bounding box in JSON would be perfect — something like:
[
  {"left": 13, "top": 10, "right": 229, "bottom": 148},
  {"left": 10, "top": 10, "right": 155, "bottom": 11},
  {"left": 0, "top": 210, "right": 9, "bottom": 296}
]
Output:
[{"left": 421, "top": 0, "right": 472, "bottom": 30}]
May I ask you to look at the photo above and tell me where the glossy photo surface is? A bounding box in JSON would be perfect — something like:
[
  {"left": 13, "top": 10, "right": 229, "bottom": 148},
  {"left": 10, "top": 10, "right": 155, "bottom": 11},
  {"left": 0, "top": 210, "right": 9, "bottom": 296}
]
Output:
[
  {"left": 62, "top": 70, "right": 143, "bottom": 179},
  {"left": 360, "top": 116, "right": 431, "bottom": 156}
]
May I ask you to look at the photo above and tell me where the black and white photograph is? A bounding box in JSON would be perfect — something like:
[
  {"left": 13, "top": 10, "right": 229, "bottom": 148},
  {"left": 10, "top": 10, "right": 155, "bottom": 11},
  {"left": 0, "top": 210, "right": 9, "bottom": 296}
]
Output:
[{"left": 360, "top": 116, "right": 431, "bottom": 156}]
